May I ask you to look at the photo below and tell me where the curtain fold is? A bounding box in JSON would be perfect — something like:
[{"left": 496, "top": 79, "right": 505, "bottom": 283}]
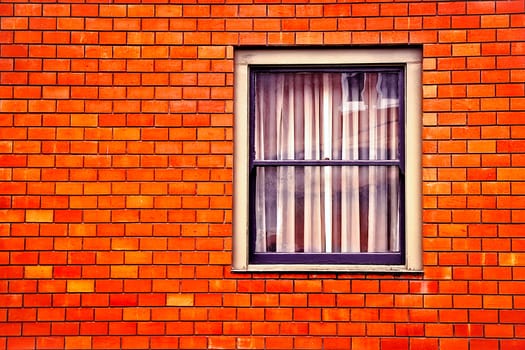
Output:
[{"left": 254, "top": 71, "right": 400, "bottom": 254}]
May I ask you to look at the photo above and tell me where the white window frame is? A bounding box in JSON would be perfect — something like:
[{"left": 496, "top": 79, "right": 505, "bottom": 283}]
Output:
[{"left": 233, "top": 48, "right": 422, "bottom": 272}]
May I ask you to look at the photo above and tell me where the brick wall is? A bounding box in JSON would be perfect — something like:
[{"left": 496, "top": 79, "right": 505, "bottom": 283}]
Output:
[{"left": 0, "top": 1, "right": 524, "bottom": 349}]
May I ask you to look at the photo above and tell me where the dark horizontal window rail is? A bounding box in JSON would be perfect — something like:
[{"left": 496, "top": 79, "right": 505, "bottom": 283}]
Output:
[
  {"left": 250, "top": 252, "right": 404, "bottom": 265},
  {"left": 250, "top": 65, "right": 404, "bottom": 74},
  {"left": 252, "top": 160, "right": 401, "bottom": 167}
]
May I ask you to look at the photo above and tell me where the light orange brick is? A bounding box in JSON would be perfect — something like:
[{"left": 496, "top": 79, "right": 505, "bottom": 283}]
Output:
[
  {"left": 25, "top": 210, "right": 53, "bottom": 222},
  {"left": 67, "top": 280, "right": 94, "bottom": 293},
  {"left": 24, "top": 265, "right": 52, "bottom": 279},
  {"left": 167, "top": 294, "right": 194, "bottom": 307}
]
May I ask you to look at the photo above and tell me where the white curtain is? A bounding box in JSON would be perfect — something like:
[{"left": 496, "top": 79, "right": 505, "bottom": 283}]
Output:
[{"left": 254, "top": 71, "right": 400, "bottom": 254}]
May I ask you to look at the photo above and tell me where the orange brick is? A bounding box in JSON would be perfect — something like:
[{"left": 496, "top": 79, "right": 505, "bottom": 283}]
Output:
[
  {"left": 352, "top": 337, "right": 379, "bottom": 350},
  {"left": 165, "top": 294, "right": 193, "bottom": 307},
  {"left": 23, "top": 266, "right": 51, "bottom": 280},
  {"left": 66, "top": 280, "right": 94, "bottom": 293}
]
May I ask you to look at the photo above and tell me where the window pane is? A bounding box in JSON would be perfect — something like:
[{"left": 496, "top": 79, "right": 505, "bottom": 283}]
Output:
[
  {"left": 254, "top": 71, "right": 400, "bottom": 162},
  {"left": 254, "top": 166, "right": 400, "bottom": 254}
]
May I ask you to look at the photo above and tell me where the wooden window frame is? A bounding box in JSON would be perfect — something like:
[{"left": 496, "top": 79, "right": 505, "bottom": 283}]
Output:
[{"left": 233, "top": 48, "right": 422, "bottom": 273}]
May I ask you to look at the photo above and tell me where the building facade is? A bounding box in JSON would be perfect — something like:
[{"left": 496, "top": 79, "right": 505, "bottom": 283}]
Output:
[{"left": 0, "top": 0, "right": 524, "bottom": 349}]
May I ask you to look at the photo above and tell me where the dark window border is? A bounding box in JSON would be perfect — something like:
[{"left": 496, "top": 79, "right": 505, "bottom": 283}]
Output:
[{"left": 247, "top": 65, "right": 407, "bottom": 265}]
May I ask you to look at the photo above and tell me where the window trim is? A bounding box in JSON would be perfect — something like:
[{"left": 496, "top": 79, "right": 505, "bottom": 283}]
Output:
[
  {"left": 233, "top": 48, "right": 422, "bottom": 273},
  {"left": 249, "top": 67, "right": 406, "bottom": 265}
]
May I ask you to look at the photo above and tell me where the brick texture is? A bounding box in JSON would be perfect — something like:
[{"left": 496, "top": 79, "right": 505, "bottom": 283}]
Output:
[{"left": 0, "top": 0, "right": 524, "bottom": 349}]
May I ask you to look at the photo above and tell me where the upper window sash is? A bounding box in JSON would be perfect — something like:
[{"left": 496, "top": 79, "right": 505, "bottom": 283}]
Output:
[{"left": 249, "top": 67, "right": 405, "bottom": 165}]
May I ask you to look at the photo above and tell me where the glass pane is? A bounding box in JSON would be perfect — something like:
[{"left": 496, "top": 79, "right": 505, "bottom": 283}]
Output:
[
  {"left": 254, "top": 166, "right": 400, "bottom": 254},
  {"left": 253, "top": 71, "right": 400, "bottom": 162}
]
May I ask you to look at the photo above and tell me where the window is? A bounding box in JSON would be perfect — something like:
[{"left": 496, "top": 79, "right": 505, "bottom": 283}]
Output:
[{"left": 233, "top": 49, "right": 422, "bottom": 272}]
